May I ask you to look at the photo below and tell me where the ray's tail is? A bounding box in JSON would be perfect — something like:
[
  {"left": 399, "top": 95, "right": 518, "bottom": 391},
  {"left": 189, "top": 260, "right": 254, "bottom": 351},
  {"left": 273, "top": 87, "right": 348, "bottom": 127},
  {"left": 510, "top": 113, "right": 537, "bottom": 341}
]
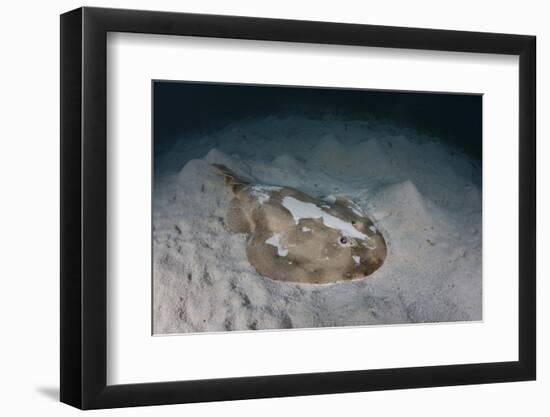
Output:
[{"left": 210, "top": 163, "right": 251, "bottom": 193}]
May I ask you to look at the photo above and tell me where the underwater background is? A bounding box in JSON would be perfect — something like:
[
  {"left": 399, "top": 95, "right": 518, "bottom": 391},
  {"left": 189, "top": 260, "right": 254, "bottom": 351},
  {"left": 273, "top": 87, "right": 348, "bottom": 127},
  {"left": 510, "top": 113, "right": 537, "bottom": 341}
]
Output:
[
  {"left": 153, "top": 82, "right": 481, "bottom": 179},
  {"left": 152, "top": 81, "right": 482, "bottom": 334}
]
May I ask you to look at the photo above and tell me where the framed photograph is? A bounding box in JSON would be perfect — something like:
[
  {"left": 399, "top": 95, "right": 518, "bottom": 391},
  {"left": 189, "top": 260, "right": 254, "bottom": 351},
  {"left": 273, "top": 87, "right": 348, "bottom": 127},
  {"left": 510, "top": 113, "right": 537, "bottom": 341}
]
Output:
[{"left": 60, "top": 6, "right": 536, "bottom": 409}]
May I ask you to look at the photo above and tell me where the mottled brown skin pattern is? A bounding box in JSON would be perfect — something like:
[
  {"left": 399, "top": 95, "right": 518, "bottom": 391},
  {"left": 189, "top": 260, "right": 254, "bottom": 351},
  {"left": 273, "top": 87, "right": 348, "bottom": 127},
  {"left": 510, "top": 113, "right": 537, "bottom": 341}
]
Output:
[{"left": 213, "top": 164, "right": 387, "bottom": 284}]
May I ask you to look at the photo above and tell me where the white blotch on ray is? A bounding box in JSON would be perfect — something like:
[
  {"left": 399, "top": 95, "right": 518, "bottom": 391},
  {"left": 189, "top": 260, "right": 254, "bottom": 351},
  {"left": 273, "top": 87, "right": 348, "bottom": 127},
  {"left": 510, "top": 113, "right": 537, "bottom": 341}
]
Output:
[
  {"left": 282, "top": 196, "right": 371, "bottom": 241},
  {"left": 265, "top": 233, "right": 288, "bottom": 257}
]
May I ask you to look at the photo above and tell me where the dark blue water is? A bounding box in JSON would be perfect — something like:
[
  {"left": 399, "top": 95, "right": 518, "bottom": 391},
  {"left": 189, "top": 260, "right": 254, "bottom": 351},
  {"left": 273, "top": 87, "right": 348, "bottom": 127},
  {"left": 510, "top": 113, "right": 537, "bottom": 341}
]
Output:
[{"left": 154, "top": 81, "right": 481, "bottom": 155}]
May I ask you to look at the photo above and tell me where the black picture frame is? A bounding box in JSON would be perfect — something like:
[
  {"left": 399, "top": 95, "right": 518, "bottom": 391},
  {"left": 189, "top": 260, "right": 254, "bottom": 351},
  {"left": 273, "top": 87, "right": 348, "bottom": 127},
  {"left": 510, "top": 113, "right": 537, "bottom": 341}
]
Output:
[{"left": 60, "top": 6, "right": 536, "bottom": 410}]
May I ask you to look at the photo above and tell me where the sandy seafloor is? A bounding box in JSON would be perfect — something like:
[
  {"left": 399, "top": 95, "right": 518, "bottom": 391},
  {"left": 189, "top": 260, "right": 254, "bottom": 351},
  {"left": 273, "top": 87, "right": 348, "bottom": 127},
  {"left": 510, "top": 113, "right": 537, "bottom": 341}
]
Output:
[{"left": 153, "top": 115, "right": 482, "bottom": 334}]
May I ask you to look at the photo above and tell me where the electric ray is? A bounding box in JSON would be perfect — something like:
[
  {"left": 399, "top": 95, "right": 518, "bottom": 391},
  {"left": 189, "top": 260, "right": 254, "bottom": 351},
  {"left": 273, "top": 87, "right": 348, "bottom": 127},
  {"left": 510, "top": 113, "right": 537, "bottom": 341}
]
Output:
[{"left": 213, "top": 164, "right": 387, "bottom": 284}]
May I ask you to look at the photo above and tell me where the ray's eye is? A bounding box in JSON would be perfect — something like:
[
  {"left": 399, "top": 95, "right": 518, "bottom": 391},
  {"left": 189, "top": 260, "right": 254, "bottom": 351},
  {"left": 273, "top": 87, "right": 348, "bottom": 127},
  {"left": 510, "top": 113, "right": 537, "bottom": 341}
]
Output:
[
  {"left": 351, "top": 221, "right": 356, "bottom": 225},
  {"left": 340, "top": 237, "right": 348, "bottom": 244}
]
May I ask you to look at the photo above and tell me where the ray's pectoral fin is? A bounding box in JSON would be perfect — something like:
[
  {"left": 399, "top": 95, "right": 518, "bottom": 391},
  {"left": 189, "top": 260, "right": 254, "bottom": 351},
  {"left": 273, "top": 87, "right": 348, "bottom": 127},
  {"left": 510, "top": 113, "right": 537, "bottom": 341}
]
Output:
[
  {"left": 333, "top": 195, "right": 360, "bottom": 211},
  {"left": 246, "top": 234, "right": 274, "bottom": 276},
  {"left": 246, "top": 233, "right": 292, "bottom": 282},
  {"left": 226, "top": 198, "right": 251, "bottom": 234}
]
